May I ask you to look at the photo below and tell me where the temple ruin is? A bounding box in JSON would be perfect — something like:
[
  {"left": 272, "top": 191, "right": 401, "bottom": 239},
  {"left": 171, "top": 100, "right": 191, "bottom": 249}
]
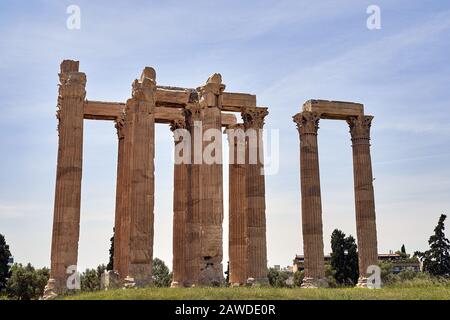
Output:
[
  {"left": 44, "top": 60, "right": 269, "bottom": 297},
  {"left": 293, "top": 100, "right": 378, "bottom": 288},
  {"left": 44, "top": 60, "right": 379, "bottom": 298}
]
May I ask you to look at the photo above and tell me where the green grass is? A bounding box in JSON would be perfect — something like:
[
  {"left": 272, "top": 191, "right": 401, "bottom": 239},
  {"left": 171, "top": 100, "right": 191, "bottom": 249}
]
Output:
[{"left": 64, "top": 284, "right": 450, "bottom": 300}]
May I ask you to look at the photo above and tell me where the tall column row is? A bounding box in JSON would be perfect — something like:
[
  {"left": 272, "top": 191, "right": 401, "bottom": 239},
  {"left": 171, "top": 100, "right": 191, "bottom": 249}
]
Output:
[
  {"left": 293, "top": 111, "right": 378, "bottom": 288},
  {"left": 46, "top": 62, "right": 269, "bottom": 294}
]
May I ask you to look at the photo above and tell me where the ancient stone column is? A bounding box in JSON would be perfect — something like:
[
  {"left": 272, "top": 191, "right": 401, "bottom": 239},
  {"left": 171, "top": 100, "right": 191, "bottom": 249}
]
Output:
[
  {"left": 124, "top": 67, "right": 157, "bottom": 287},
  {"left": 184, "top": 74, "right": 225, "bottom": 286},
  {"left": 293, "top": 112, "right": 327, "bottom": 288},
  {"left": 44, "top": 60, "right": 86, "bottom": 298},
  {"left": 242, "top": 107, "right": 269, "bottom": 285},
  {"left": 226, "top": 124, "right": 248, "bottom": 286},
  {"left": 113, "top": 112, "right": 127, "bottom": 278},
  {"left": 170, "top": 119, "right": 189, "bottom": 287},
  {"left": 347, "top": 115, "right": 378, "bottom": 287},
  {"left": 183, "top": 104, "right": 201, "bottom": 287}
]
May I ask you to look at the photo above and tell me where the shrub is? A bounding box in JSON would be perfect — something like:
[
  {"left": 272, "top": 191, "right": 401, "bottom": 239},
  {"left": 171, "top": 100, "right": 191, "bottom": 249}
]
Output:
[{"left": 6, "top": 263, "right": 49, "bottom": 300}]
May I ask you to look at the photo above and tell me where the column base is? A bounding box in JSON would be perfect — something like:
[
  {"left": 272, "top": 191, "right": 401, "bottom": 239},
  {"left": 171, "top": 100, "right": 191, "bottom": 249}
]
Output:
[
  {"left": 356, "top": 277, "right": 368, "bottom": 288},
  {"left": 301, "top": 277, "right": 328, "bottom": 288},
  {"left": 42, "top": 278, "right": 60, "bottom": 300},
  {"left": 245, "top": 277, "right": 269, "bottom": 287},
  {"left": 127, "top": 264, "right": 153, "bottom": 288},
  {"left": 356, "top": 276, "right": 381, "bottom": 288},
  {"left": 122, "top": 276, "right": 137, "bottom": 289},
  {"left": 198, "top": 263, "right": 224, "bottom": 287}
]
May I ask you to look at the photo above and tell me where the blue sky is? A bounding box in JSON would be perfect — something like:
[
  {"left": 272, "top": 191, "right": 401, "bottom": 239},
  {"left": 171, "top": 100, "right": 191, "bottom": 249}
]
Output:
[{"left": 1, "top": 0, "right": 450, "bottom": 270}]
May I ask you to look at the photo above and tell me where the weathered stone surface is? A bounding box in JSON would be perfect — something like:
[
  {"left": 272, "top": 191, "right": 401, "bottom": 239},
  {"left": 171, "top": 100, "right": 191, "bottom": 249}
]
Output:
[
  {"left": 45, "top": 60, "right": 86, "bottom": 297},
  {"left": 124, "top": 68, "right": 157, "bottom": 287},
  {"left": 348, "top": 115, "right": 378, "bottom": 286},
  {"left": 48, "top": 61, "right": 269, "bottom": 295},
  {"left": 293, "top": 103, "right": 378, "bottom": 289},
  {"left": 188, "top": 75, "right": 226, "bottom": 286},
  {"left": 227, "top": 124, "right": 248, "bottom": 286},
  {"left": 113, "top": 112, "right": 126, "bottom": 278},
  {"left": 170, "top": 119, "right": 189, "bottom": 288},
  {"left": 293, "top": 111, "right": 327, "bottom": 287},
  {"left": 242, "top": 107, "right": 269, "bottom": 285}
]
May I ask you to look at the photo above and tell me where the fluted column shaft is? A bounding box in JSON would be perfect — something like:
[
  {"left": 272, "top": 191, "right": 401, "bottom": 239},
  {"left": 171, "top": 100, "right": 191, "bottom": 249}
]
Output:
[
  {"left": 47, "top": 60, "right": 86, "bottom": 294},
  {"left": 170, "top": 120, "right": 189, "bottom": 287},
  {"left": 293, "top": 112, "right": 326, "bottom": 287},
  {"left": 348, "top": 116, "right": 378, "bottom": 284},
  {"left": 184, "top": 75, "right": 225, "bottom": 286},
  {"left": 113, "top": 113, "right": 127, "bottom": 278},
  {"left": 125, "top": 68, "right": 157, "bottom": 286},
  {"left": 184, "top": 106, "right": 201, "bottom": 286},
  {"left": 227, "top": 124, "right": 248, "bottom": 285},
  {"left": 242, "top": 108, "right": 269, "bottom": 284}
]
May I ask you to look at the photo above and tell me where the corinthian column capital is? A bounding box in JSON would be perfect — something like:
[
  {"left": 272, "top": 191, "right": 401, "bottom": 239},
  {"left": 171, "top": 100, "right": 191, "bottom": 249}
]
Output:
[
  {"left": 183, "top": 102, "right": 204, "bottom": 129},
  {"left": 169, "top": 119, "right": 187, "bottom": 132},
  {"left": 58, "top": 72, "right": 87, "bottom": 100},
  {"left": 114, "top": 112, "right": 126, "bottom": 139},
  {"left": 293, "top": 111, "right": 321, "bottom": 135},
  {"left": 347, "top": 115, "right": 373, "bottom": 142},
  {"left": 241, "top": 107, "right": 268, "bottom": 129}
]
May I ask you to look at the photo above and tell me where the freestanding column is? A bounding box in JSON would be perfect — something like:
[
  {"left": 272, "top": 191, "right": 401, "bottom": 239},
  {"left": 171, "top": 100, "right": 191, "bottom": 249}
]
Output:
[
  {"left": 44, "top": 60, "right": 86, "bottom": 298},
  {"left": 348, "top": 115, "right": 378, "bottom": 287},
  {"left": 198, "top": 74, "right": 225, "bottom": 286},
  {"left": 226, "top": 124, "right": 248, "bottom": 286},
  {"left": 124, "top": 68, "right": 157, "bottom": 286},
  {"left": 242, "top": 108, "right": 269, "bottom": 284},
  {"left": 113, "top": 112, "right": 128, "bottom": 278},
  {"left": 170, "top": 119, "right": 189, "bottom": 287},
  {"left": 184, "top": 74, "right": 225, "bottom": 286},
  {"left": 183, "top": 104, "right": 201, "bottom": 287},
  {"left": 293, "top": 112, "right": 327, "bottom": 288}
]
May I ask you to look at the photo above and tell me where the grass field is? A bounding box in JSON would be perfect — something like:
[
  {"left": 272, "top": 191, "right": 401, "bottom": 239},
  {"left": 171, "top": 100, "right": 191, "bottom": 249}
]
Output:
[{"left": 64, "top": 283, "right": 450, "bottom": 300}]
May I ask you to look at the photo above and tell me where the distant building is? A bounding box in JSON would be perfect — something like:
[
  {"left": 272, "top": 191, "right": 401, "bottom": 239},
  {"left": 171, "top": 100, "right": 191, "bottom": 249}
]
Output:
[
  {"left": 271, "top": 265, "right": 294, "bottom": 274},
  {"left": 293, "top": 253, "right": 420, "bottom": 273},
  {"left": 7, "top": 256, "right": 14, "bottom": 266}
]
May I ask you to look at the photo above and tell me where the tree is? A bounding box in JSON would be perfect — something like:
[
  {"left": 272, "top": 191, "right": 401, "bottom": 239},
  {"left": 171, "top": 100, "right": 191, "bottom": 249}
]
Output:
[
  {"left": 415, "top": 214, "right": 450, "bottom": 277},
  {"left": 152, "top": 258, "right": 171, "bottom": 287},
  {"left": 80, "top": 264, "right": 106, "bottom": 292},
  {"left": 224, "top": 261, "right": 230, "bottom": 285},
  {"left": 293, "top": 270, "right": 304, "bottom": 287},
  {"left": 0, "top": 234, "right": 12, "bottom": 292},
  {"left": 106, "top": 230, "right": 114, "bottom": 271},
  {"left": 401, "top": 244, "right": 406, "bottom": 256},
  {"left": 330, "top": 229, "right": 359, "bottom": 286},
  {"left": 396, "top": 244, "right": 409, "bottom": 259},
  {"left": 267, "top": 268, "right": 290, "bottom": 288},
  {"left": 6, "top": 263, "right": 49, "bottom": 300}
]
